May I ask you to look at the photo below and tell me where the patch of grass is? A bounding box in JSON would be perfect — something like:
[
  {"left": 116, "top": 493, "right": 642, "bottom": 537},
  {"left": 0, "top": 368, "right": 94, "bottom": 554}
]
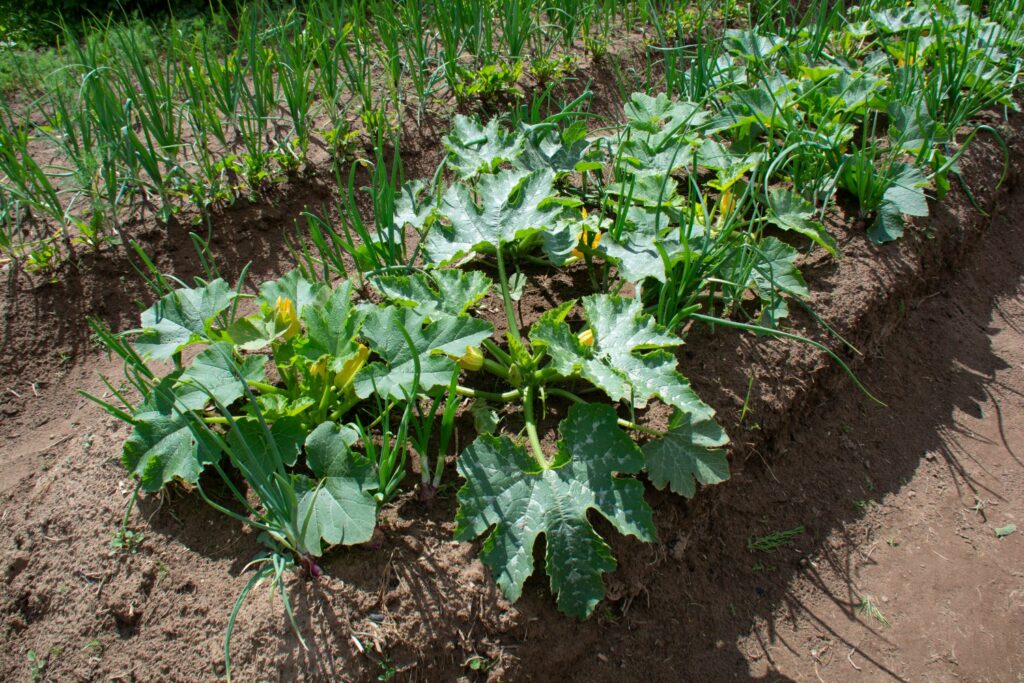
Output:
[
  {"left": 0, "top": 46, "right": 63, "bottom": 94},
  {"left": 747, "top": 525, "right": 805, "bottom": 553},
  {"left": 856, "top": 596, "right": 890, "bottom": 627}
]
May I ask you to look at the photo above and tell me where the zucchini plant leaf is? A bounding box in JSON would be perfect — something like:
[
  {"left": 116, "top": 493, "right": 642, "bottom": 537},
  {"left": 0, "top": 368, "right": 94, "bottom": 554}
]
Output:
[
  {"left": 370, "top": 270, "right": 492, "bottom": 320},
  {"left": 226, "top": 415, "right": 307, "bottom": 468},
  {"left": 296, "top": 421, "right": 377, "bottom": 555},
  {"left": 355, "top": 306, "right": 493, "bottom": 400},
  {"left": 177, "top": 342, "right": 267, "bottom": 411},
  {"left": 618, "top": 139, "right": 694, "bottom": 174},
  {"left": 123, "top": 378, "right": 218, "bottom": 492},
  {"left": 642, "top": 410, "right": 730, "bottom": 498},
  {"left": 445, "top": 115, "right": 524, "bottom": 179},
  {"left": 750, "top": 236, "right": 809, "bottom": 299},
  {"left": 454, "top": 403, "right": 656, "bottom": 619},
  {"left": 135, "top": 279, "right": 236, "bottom": 360},
  {"left": 868, "top": 203, "right": 907, "bottom": 244},
  {"left": 258, "top": 269, "right": 325, "bottom": 312},
  {"left": 869, "top": 165, "right": 928, "bottom": 244},
  {"left": 882, "top": 163, "right": 929, "bottom": 217},
  {"left": 426, "top": 168, "right": 562, "bottom": 265},
  {"left": 600, "top": 221, "right": 666, "bottom": 283},
  {"left": 724, "top": 29, "right": 784, "bottom": 62},
  {"left": 300, "top": 281, "right": 366, "bottom": 361},
  {"left": 531, "top": 295, "right": 715, "bottom": 419},
  {"left": 598, "top": 207, "right": 688, "bottom": 284},
  {"left": 766, "top": 189, "right": 838, "bottom": 256},
  {"left": 517, "top": 121, "right": 591, "bottom": 174},
  {"left": 623, "top": 92, "right": 708, "bottom": 150},
  {"left": 604, "top": 170, "right": 681, "bottom": 208},
  {"left": 392, "top": 180, "right": 435, "bottom": 233}
]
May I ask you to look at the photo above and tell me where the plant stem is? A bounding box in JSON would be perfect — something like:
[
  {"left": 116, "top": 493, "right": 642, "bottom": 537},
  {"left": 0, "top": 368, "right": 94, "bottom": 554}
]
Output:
[
  {"left": 482, "top": 338, "right": 514, "bottom": 367},
  {"left": 455, "top": 385, "right": 521, "bottom": 402},
  {"left": 482, "top": 358, "right": 511, "bottom": 380},
  {"left": 495, "top": 242, "right": 524, "bottom": 349},
  {"left": 523, "top": 384, "right": 549, "bottom": 467},
  {"left": 544, "top": 387, "right": 665, "bottom": 436},
  {"left": 533, "top": 366, "right": 563, "bottom": 384}
]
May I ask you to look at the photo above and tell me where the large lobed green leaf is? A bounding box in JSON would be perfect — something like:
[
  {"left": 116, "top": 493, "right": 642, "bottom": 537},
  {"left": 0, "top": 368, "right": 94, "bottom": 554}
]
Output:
[
  {"left": 455, "top": 403, "right": 656, "bottom": 619},
  {"left": 642, "top": 409, "right": 730, "bottom": 498},
  {"left": 135, "top": 279, "right": 236, "bottom": 360},
  {"left": 295, "top": 421, "right": 378, "bottom": 556},
  {"left": 122, "top": 378, "right": 219, "bottom": 492},
  {"left": 445, "top": 115, "right": 525, "bottom": 179},
  {"left": 355, "top": 306, "right": 493, "bottom": 400},
  {"left": 425, "top": 168, "right": 562, "bottom": 265},
  {"left": 531, "top": 294, "right": 716, "bottom": 420},
  {"left": 370, "top": 270, "right": 491, "bottom": 320}
]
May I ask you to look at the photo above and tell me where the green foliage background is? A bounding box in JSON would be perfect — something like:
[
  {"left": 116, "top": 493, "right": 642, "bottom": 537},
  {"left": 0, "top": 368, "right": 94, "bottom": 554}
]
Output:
[{"left": 0, "top": 0, "right": 233, "bottom": 46}]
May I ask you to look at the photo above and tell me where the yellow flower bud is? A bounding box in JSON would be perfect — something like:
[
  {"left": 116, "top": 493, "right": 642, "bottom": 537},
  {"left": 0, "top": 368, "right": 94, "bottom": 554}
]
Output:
[
  {"left": 571, "top": 228, "right": 601, "bottom": 258},
  {"left": 456, "top": 345, "right": 484, "bottom": 372},
  {"left": 578, "top": 328, "right": 594, "bottom": 346},
  {"left": 335, "top": 344, "right": 369, "bottom": 391},
  {"left": 720, "top": 189, "right": 734, "bottom": 216},
  {"left": 309, "top": 358, "right": 329, "bottom": 381},
  {"left": 272, "top": 297, "right": 300, "bottom": 341}
]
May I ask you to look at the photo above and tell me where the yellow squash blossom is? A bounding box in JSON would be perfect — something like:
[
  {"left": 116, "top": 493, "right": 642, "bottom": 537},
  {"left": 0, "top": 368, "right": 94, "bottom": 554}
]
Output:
[
  {"left": 335, "top": 344, "right": 369, "bottom": 391},
  {"left": 309, "top": 357, "right": 329, "bottom": 381},
  {"left": 720, "top": 189, "right": 735, "bottom": 216},
  {"left": 272, "top": 297, "right": 301, "bottom": 340},
  {"left": 450, "top": 345, "right": 484, "bottom": 371},
  {"left": 572, "top": 228, "right": 601, "bottom": 258},
  {"left": 572, "top": 208, "right": 601, "bottom": 258},
  {"left": 578, "top": 328, "right": 594, "bottom": 346}
]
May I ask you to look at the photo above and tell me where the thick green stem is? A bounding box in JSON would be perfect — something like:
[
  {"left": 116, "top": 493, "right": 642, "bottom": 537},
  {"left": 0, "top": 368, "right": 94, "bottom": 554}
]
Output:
[
  {"left": 246, "top": 378, "right": 282, "bottom": 395},
  {"left": 533, "top": 366, "right": 563, "bottom": 385},
  {"left": 482, "top": 358, "right": 510, "bottom": 380},
  {"left": 495, "top": 242, "right": 524, "bottom": 349},
  {"left": 482, "top": 338, "right": 514, "bottom": 367},
  {"left": 523, "top": 384, "right": 549, "bottom": 468},
  {"left": 455, "top": 385, "right": 521, "bottom": 402},
  {"left": 316, "top": 382, "right": 335, "bottom": 418},
  {"left": 544, "top": 387, "right": 665, "bottom": 437}
]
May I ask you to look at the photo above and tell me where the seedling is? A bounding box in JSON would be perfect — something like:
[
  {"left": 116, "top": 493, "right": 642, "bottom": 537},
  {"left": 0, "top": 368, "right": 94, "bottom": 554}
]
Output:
[
  {"left": 109, "top": 528, "right": 144, "bottom": 554},
  {"left": 26, "top": 650, "right": 46, "bottom": 682}
]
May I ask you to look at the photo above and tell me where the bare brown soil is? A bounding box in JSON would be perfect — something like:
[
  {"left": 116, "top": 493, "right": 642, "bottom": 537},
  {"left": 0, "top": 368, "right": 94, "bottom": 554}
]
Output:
[{"left": 1, "top": 82, "right": 1024, "bottom": 683}]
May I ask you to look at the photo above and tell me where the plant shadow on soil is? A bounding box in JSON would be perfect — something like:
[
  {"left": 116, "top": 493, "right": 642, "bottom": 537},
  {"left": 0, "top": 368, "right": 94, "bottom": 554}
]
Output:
[{"left": 501, "top": 185, "right": 1024, "bottom": 681}]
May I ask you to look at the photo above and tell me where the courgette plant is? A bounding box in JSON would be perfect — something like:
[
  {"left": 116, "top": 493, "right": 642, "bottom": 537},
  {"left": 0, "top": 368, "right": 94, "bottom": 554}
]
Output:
[
  {"left": 370, "top": 265, "right": 730, "bottom": 619},
  {"left": 85, "top": 266, "right": 485, "bottom": 678}
]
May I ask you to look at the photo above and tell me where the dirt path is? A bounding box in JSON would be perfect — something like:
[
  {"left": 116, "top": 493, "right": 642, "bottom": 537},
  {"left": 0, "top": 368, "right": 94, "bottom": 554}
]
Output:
[
  {"left": 743, "top": 210, "right": 1024, "bottom": 680},
  {"left": 513, "top": 190, "right": 1024, "bottom": 682}
]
